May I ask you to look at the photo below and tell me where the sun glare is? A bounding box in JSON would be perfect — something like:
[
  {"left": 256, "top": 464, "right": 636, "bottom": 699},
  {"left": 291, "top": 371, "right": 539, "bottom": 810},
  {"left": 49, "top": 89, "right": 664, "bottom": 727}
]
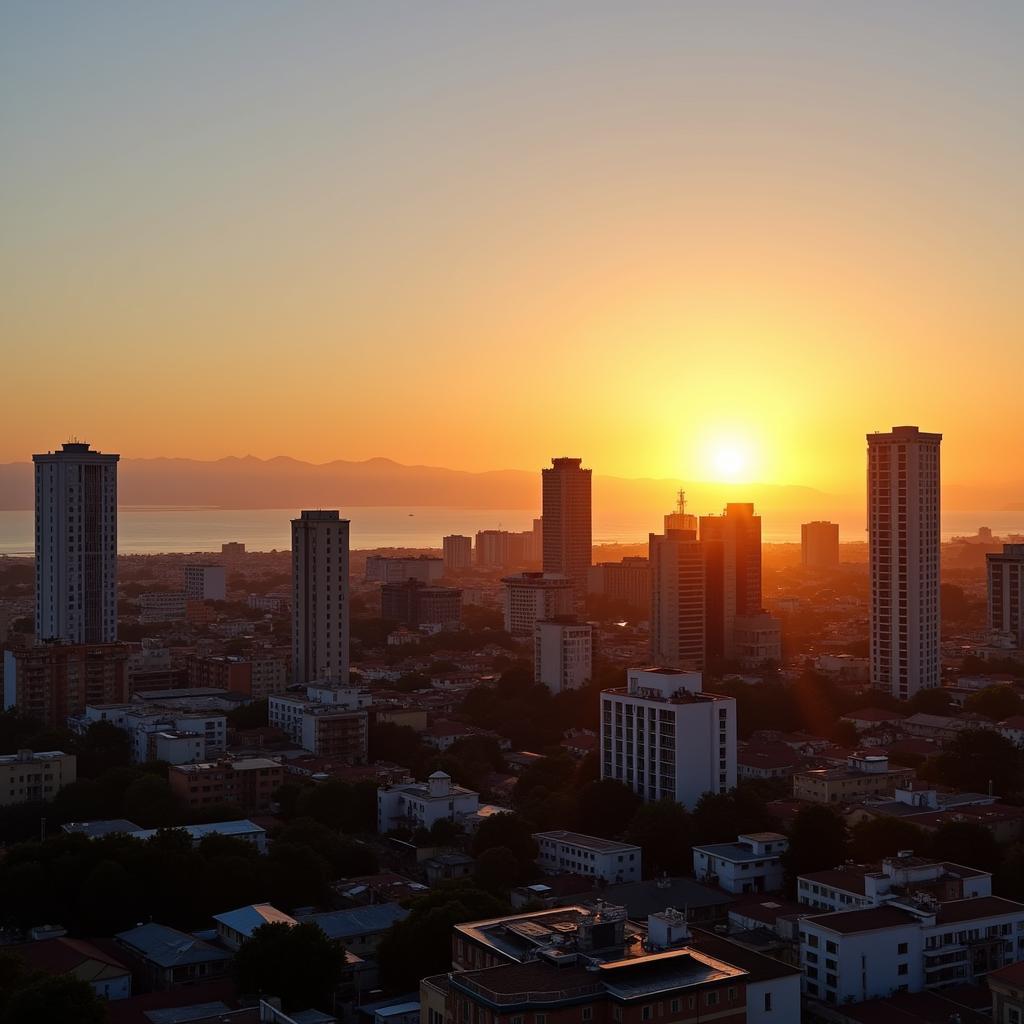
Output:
[{"left": 710, "top": 443, "right": 748, "bottom": 481}]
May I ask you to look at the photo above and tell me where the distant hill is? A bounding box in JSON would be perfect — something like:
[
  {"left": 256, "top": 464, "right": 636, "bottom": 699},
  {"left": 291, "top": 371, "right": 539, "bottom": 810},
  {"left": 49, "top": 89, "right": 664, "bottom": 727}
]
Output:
[{"left": 0, "top": 454, "right": 853, "bottom": 520}]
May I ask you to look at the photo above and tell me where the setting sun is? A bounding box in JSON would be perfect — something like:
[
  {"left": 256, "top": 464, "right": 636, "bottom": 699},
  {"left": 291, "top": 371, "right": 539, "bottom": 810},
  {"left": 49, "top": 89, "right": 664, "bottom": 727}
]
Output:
[{"left": 712, "top": 445, "right": 747, "bottom": 480}]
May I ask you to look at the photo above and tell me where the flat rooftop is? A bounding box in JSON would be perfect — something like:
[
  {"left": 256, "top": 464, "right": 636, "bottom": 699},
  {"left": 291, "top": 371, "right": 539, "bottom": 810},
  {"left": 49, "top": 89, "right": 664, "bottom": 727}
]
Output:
[{"left": 535, "top": 830, "right": 641, "bottom": 854}]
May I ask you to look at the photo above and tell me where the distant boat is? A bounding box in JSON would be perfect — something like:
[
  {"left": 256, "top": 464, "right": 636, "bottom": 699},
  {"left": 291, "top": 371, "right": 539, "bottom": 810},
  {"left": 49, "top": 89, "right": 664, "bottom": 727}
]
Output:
[{"left": 408, "top": 513, "right": 415, "bottom": 516}]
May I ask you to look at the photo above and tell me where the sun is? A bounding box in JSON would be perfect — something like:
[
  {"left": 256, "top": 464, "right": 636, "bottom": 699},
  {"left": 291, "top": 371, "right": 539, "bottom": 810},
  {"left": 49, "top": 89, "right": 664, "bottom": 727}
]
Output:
[{"left": 710, "top": 443, "right": 749, "bottom": 481}]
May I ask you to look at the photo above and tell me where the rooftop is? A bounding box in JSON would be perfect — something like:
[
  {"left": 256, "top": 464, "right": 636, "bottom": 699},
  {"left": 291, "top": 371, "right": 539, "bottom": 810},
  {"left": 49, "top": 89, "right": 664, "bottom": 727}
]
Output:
[
  {"left": 296, "top": 902, "right": 409, "bottom": 940},
  {"left": 213, "top": 903, "right": 296, "bottom": 936},
  {"left": 535, "top": 830, "right": 641, "bottom": 854},
  {"left": 115, "top": 923, "right": 232, "bottom": 969}
]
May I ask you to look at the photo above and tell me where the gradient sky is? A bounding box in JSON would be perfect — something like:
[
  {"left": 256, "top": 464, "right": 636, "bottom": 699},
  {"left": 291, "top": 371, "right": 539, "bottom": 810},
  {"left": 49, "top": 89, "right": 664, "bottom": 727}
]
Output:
[{"left": 2, "top": 1, "right": 1022, "bottom": 496}]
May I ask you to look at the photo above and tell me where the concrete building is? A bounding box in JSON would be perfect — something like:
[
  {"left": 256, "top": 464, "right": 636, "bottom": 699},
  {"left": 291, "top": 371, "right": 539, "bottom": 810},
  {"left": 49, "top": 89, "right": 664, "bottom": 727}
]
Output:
[
  {"left": 664, "top": 490, "right": 699, "bottom": 534},
  {"left": 649, "top": 530, "right": 705, "bottom": 669},
  {"left": 988, "top": 543, "right": 1024, "bottom": 649},
  {"left": 3, "top": 642, "right": 129, "bottom": 729},
  {"left": 600, "top": 667, "right": 737, "bottom": 809},
  {"left": 114, "top": 923, "right": 232, "bottom": 990},
  {"left": 700, "top": 503, "right": 765, "bottom": 662},
  {"left": 792, "top": 753, "right": 914, "bottom": 804},
  {"left": 502, "top": 572, "right": 574, "bottom": 636},
  {"left": 588, "top": 557, "right": 652, "bottom": 615},
  {"left": 183, "top": 564, "right": 226, "bottom": 601},
  {"left": 365, "top": 555, "right": 443, "bottom": 584},
  {"left": 801, "top": 521, "right": 840, "bottom": 569},
  {"left": 188, "top": 654, "right": 288, "bottom": 699},
  {"left": 987, "top": 961, "right": 1024, "bottom": 1023},
  {"left": 376, "top": 770, "right": 479, "bottom": 832},
  {"left": 868, "top": 426, "right": 942, "bottom": 700},
  {"left": 692, "top": 833, "right": 788, "bottom": 894},
  {"left": 33, "top": 441, "right": 119, "bottom": 645},
  {"left": 168, "top": 757, "right": 283, "bottom": 815},
  {"left": 292, "top": 510, "right": 349, "bottom": 685},
  {"left": 733, "top": 612, "right": 782, "bottom": 668},
  {"left": 542, "top": 457, "right": 592, "bottom": 611},
  {"left": 381, "top": 579, "right": 461, "bottom": 629},
  {"left": 138, "top": 591, "right": 187, "bottom": 623},
  {"left": 534, "top": 830, "right": 642, "bottom": 883},
  {"left": 268, "top": 686, "right": 369, "bottom": 760},
  {"left": 534, "top": 619, "right": 592, "bottom": 693},
  {"left": 473, "top": 530, "right": 531, "bottom": 569},
  {"left": 71, "top": 702, "right": 225, "bottom": 762},
  {"left": 0, "top": 749, "right": 76, "bottom": 806},
  {"left": 442, "top": 534, "right": 473, "bottom": 572}
]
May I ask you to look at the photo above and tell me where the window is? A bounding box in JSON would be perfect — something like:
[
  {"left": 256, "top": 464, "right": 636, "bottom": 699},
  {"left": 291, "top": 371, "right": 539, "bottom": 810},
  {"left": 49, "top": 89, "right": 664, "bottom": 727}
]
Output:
[
  {"left": 897, "top": 942, "right": 908, "bottom": 954},
  {"left": 897, "top": 964, "right": 908, "bottom": 976},
  {"left": 705, "top": 992, "right": 718, "bottom": 1008},
  {"left": 641, "top": 1008, "right": 651, "bottom": 1021},
  {"left": 581, "top": 1011, "right": 592, "bottom": 1022},
  {"left": 764, "top": 993, "right": 772, "bottom": 1012}
]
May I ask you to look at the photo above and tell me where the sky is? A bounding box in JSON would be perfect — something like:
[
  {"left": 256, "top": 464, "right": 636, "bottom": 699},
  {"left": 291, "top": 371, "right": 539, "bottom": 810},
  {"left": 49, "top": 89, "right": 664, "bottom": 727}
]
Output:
[{"left": 2, "top": 1, "right": 1022, "bottom": 498}]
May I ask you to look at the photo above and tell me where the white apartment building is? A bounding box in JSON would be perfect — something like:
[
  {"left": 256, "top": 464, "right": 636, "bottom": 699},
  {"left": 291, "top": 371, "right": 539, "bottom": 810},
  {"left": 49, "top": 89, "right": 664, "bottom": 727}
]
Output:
[
  {"left": 377, "top": 771, "right": 479, "bottom": 832},
  {"left": 0, "top": 749, "right": 76, "bottom": 806},
  {"left": 443, "top": 535, "right": 473, "bottom": 572},
  {"left": 868, "top": 426, "right": 942, "bottom": 700},
  {"left": 184, "top": 565, "right": 226, "bottom": 601},
  {"left": 534, "top": 830, "right": 641, "bottom": 883},
  {"left": 534, "top": 619, "right": 592, "bottom": 693},
  {"left": 799, "top": 894, "right": 1024, "bottom": 1004},
  {"left": 268, "top": 686, "right": 369, "bottom": 760},
  {"left": 292, "top": 510, "right": 350, "bottom": 686},
  {"left": 600, "top": 667, "right": 737, "bottom": 809},
  {"left": 34, "top": 441, "right": 119, "bottom": 644},
  {"left": 649, "top": 529, "right": 705, "bottom": 670},
  {"left": 692, "top": 832, "right": 788, "bottom": 894},
  {"left": 502, "top": 573, "right": 574, "bottom": 637},
  {"left": 73, "top": 703, "right": 225, "bottom": 763}
]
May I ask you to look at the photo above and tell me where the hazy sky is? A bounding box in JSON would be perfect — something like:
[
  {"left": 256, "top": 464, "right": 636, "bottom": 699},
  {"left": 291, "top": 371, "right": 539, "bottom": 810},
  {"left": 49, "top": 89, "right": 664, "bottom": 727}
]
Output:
[{"left": 2, "top": 1, "right": 1022, "bottom": 494}]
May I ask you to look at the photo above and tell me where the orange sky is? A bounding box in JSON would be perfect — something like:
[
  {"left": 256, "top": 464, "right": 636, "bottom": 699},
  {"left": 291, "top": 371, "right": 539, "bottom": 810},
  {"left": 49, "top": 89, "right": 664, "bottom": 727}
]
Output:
[{"left": 2, "top": 3, "right": 1022, "bottom": 498}]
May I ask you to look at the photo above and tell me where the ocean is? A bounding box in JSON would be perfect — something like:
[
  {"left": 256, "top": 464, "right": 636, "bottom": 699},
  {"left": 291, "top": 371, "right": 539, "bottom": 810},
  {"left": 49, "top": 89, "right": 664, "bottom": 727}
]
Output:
[{"left": 0, "top": 506, "right": 1021, "bottom": 556}]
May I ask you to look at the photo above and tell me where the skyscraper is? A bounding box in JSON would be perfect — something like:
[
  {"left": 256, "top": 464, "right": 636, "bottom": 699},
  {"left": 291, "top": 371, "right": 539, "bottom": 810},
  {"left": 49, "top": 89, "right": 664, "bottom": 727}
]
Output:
[
  {"left": 442, "top": 534, "right": 473, "bottom": 572},
  {"left": 649, "top": 529, "right": 705, "bottom": 669},
  {"left": 33, "top": 441, "right": 119, "bottom": 644},
  {"left": 699, "top": 503, "right": 763, "bottom": 662},
  {"left": 987, "top": 544, "right": 1024, "bottom": 648},
  {"left": 292, "top": 510, "right": 349, "bottom": 685},
  {"left": 542, "top": 457, "right": 592, "bottom": 609},
  {"left": 801, "top": 521, "right": 840, "bottom": 569},
  {"left": 867, "top": 426, "right": 942, "bottom": 700}
]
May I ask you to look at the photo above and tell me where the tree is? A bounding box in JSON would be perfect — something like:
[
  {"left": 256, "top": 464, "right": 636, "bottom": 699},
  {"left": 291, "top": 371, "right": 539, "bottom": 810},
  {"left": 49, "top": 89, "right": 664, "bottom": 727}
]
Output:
[
  {"left": 76, "top": 859, "right": 141, "bottom": 936},
  {"left": 233, "top": 922, "right": 346, "bottom": 1011},
  {"left": 929, "top": 821, "right": 1002, "bottom": 875},
  {"left": 474, "top": 846, "right": 522, "bottom": 894},
  {"left": 74, "top": 720, "right": 132, "bottom": 777},
  {"left": 964, "top": 686, "right": 1022, "bottom": 722},
  {"left": 625, "top": 800, "right": 694, "bottom": 876},
  {"left": 471, "top": 814, "right": 538, "bottom": 870},
  {"left": 122, "top": 775, "right": 181, "bottom": 828},
  {"left": 227, "top": 700, "right": 269, "bottom": 730},
  {"left": 0, "top": 973, "right": 105, "bottom": 1024},
  {"left": 575, "top": 780, "right": 641, "bottom": 838},
  {"left": 925, "top": 729, "right": 1023, "bottom": 797},
  {"left": 273, "top": 818, "right": 378, "bottom": 877},
  {"left": 908, "top": 688, "right": 955, "bottom": 715},
  {"left": 849, "top": 817, "right": 926, "bottom": 862},
  {"left": 781, "top": 805, "right": 848, "bottom": 894},
  {"left": 266, "top": 843, "right": 332, "bottom": 910}
]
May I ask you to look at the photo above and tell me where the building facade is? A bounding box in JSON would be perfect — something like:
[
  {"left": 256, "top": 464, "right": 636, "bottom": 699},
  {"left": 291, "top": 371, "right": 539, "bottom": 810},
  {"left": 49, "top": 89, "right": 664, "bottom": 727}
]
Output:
[
  {"left": 868, "top": 426, "right": 942, "bottom": 700},
  {"left": 988, "top": 544, "right": 1024, "bottom": 649},
  {"left": 801, "top": 521, "right": 840, "bottom": 569},
  {"left": 649, "top": 530, "right": 705, "bottom": 670},
  {"left": 0, "top": 749, "right": 76, "bottom": 806},
  {"left": 442, "top": 534, "right": 473, "bottom": 572},
  {"left": 365, "top": 555, "right": 444, "bottom": 583},
  {"left": 168, "top": 757, "right": 283, "bottom": 814},
  {"left": 269, "top": 687, "right": 369, "bottom": 760},
  {"left": 534, "top": 830, "right": 642, "bottom": 883},
  {"left": 502, "top": 572, "right": 574, "bottom": 636},
  {"left": 534, "top": 619, "right": 593, "bottom": 693},
  {"left": 381, "top": 579, "right": 462, "bottom": 628},
  {"left": 292, "top": 510, "right": 350, "bottom": 686},
  {"left": 692, "top": 833, "right": 788, "bottom": 894},
  {"left": 377, "top": 771, "right": 479, "bottom": 832},
  {"left": 34, "top": 441, "right": 119, "bottom": 644},
  {"left": 542, "top": 457, "right": 592, "bottom": 610},
  {"left": 600, "top": 668, "right": 737, "bottom": 809},
  {"left": 588, "top": 557, "right": 652, "bottom": 615},
  {"left": 183, "top": 565, "right": 226, "bottom": 601}
]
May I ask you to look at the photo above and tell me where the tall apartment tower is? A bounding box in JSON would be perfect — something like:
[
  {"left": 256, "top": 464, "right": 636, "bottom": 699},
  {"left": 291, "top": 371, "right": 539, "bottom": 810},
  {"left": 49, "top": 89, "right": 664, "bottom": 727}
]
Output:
[
  {"left": 649, "top": 530, "right": 705, "bottom": 669},
  {"left": 699, "top": 503, "right": 763, "bottom": 661},
  {"left": 801, "top": 521, "right": 840, "bottom": 569},
  {"left": 33, "top": 441, "right": 119, "bottom": 644},
  {"left": 542, "top": 457, "right": 592, "bottom": 610},
  {"left": 442, "top": 535, "right": 473, "bottom": 572},
  {"left": 867, "top": 426, "right": 942, "bottom": 700},
  {"left": 292, "top": 510, "right": 350, "bottom": 686},
  {"left": 987, "top": 544, "right": 1024, "bottom": 648}
]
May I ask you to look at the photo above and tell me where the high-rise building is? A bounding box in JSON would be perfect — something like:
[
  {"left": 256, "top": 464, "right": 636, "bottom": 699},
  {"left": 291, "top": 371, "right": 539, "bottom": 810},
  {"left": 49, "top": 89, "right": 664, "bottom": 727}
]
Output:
[
  {"left": 534, "top": 619, "right": 593, "bottom": 693},
  {"left": 587, "top": 557, "right": 652, "bottom": 615},
  {"left": 292, "top": 510, "right": 349, "bottom": 685},
  {"left": 183, "top": 564, "right": 226, "bottom": 601},
  {"left": 699, "top": 503, "right": 764, "bottom": 662},
  {"left": 33, "top": 441, "right": 119, "bottom": 644},
  {"left": 600, "top": 668, "right": 736, "bottom": 809},
  {"left": 442, "top": 535, "right": 473, "bottom": 572},
  {"left": 801, "top": 521, "right": 840, "bottom": 569},
  {"left": 364, "top": 555, "right": 443, "bottom": 583},
  {"left": 649, "top": 530, "right": 705, "bottom": 669},
  {"left": 868, "top": 426, "right": 942, "bottom": 700},
  {"left": 542, "top": 457, "right": 592, "bottom": 609},
  {"left": 474, "top": 530, "right": 531, "bottom": 568},
  {"left": 664, "top": 490, "right": 698, "bottom": 533},
  {"left": 987, "top": 544, "right": 1024, "bottom": 648},
  {"left": 381, "top": 579, "right": 462, "bottom": 628},
  {"left": 502, "top": 572, "right": 574, "bottom": 636}
]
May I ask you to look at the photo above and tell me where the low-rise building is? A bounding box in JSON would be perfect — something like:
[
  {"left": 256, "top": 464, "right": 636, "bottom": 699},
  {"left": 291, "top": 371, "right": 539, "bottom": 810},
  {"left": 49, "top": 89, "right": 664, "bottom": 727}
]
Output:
[
  {"left": 188, "top": 654, "right": 289, "bottom": 699},
  {"left": 15, "top": 938, "right": 132, "bottom": 1001},
  {"left": 213, "top": 904, "right": 296, "bottom": 951},
  {"left": 0, "top": 749, "right": 76, "bottom": 806},
  {"left": 733, "top": 613, "right": 782, "bottom": 667},
  {"left": 114, "top": 923, "right": 232, "bottom": 990},
  {"left": 168, "top": 757, "right": 283, "bottom": 815},
  {"left": 377, "top": 771, "right": 479, "bottom": 832},
  {"left": 692, "top": 833, "right": 788, "bottom": 895},
  {"left": 72, "top": 702, "right": 226, "bottom": 763},
  {"left": 534, "top": 619, "right": 592, "bottom": 693},
  {"left": 139, "top": 591, "right": 187, "bottom": 623},
  {"left": 534, "top": 830, "right": 642, "bottom": 883},
  {"left": 792, "top": 753, "right": 914, "bottom": 804},
  {"left": 987, "top": 960, "right": 1024, "bottom": 1023},
  {"left": 296, "top": 903, "right": 410, "bottom": 957},
  {"left": 269, "top": 686, "right": 369, "bottom": 760}
]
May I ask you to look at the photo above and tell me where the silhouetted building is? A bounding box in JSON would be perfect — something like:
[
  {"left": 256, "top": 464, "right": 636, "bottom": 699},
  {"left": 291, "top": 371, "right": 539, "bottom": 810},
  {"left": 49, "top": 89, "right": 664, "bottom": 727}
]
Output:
[
  {"left": 442, "top": 534, "right": 473, "bottom": 572},
  {"left": 588, "top": 557, "right": 651, "bottom": 615},
  {"left": 292, "top": 510, "right": 349, "bottom": 685},
  {"left": 649, "top": 530, "right": 704, "bottom": 669},
  {"left": 365, "top": 555, "right": 443, "bottom": 583},
  {"left": 868, "top": 426, "right": 941, "bottom": 700},
  {"left": 34, "top": 441, "right": 119, "bottom": 644},
  {"left": 381, "top": 579, "right": 462, "bottom": 628},
  {"left": 542, "top": 457, "right": 592, "bottom": 610},
  {"left": 474, "top": 530, "right": 531, "bottom": 568},
  {"left": 988, "top": 543, "right": 1024, "bottom": 649},
  {"left": 664, "top": 490, "right": 698, "bottom": 533},
  {"left": 801, "top": 521, "right": 840, "bottom": 569},
  {"left": 699, "top": 503, "right": 764, "bottom": 662}
]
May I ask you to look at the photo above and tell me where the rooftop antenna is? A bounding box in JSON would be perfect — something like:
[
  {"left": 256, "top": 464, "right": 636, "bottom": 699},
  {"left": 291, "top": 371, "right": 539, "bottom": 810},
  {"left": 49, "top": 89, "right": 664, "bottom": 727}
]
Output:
[{"left": 676, "top": 489, "right": 686, "bottom": 515}]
